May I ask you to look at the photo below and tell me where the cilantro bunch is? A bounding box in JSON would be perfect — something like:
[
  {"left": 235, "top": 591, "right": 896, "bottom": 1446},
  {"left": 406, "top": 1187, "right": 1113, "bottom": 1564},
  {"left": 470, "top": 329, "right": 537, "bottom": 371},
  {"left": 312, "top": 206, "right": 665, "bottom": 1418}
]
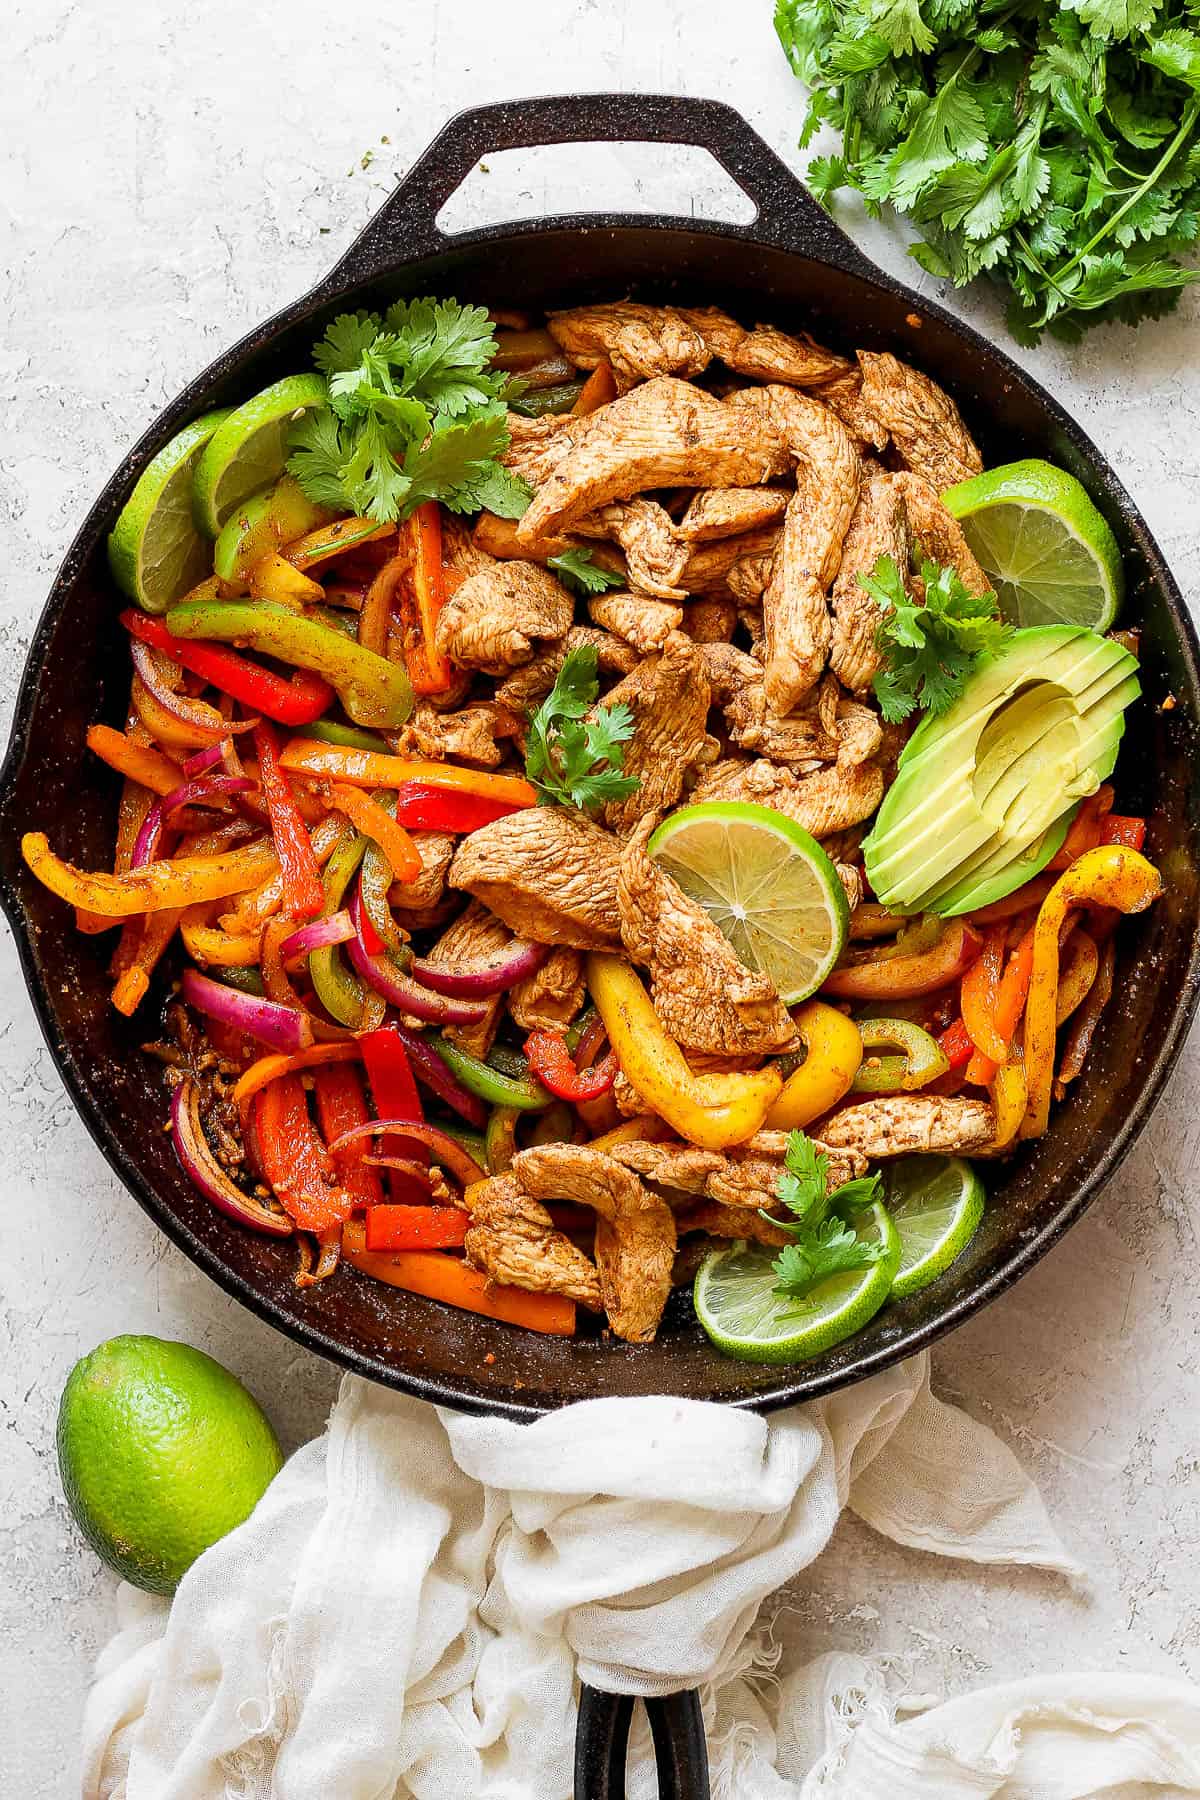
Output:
[
  {"left": 525, "top": 643, "right": 640, "bottom": 813},
  {"left": 862, "top": 552, "right": 1010, "bottom": 719},
  {"left": 774, "top": 0, "right": 1200, "bottom": 341},
  {"left": 766, "top": 1131, "right": 886, "bottom": 1296},
  {"left": 288, "top": 300, "right": 533, "bottom": 522}
]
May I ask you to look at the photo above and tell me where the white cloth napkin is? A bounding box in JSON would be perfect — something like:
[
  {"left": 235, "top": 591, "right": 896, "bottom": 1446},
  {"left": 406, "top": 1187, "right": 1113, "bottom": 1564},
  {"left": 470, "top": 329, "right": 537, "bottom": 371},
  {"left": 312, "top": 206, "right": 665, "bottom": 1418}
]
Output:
[{"left": 81, "top": 1353, "right": 1200, "bottom": 1799}]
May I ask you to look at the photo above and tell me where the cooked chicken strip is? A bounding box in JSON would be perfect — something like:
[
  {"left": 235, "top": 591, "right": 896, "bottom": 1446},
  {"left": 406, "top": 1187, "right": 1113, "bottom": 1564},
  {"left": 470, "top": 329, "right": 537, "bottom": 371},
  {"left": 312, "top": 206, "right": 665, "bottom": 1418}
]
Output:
[
  {"left": 501, "top": 410, "right": 583, "bottom": 487},
  {"left": 464, "top": 1173, "right": 603, "bottom": 1308},
  {"left": 836, "top": 862, "right": 864, "bottom": 911},
  {"left": 814, "top": 368, "right": 890, "bottom": 453},
  {"left": 435, "top": 561, "right": 573, "bottom": 674},
  {"left": 595, "top": 631, "right": 719, "bottom": 833},
  {"left": 676, "top": 1203, "right": 793, "bottom": 1247},
  {"left": 547, "top": 301, "right": 711, "bottom": 390},
  {"left": 677, "top": 526, "right": 781, "bottom": 598},
  {"left": 517, "top": 377, "right": 787, "bottom": 545},
  {"left": 857, "top": 353, "right": 982, "bottom": 491},
  {"left": 691, "top": 756, "right": 884, "bottom": 839},
  {"left": 830, "top": 474, "right": 913, "bottom": 694},
  {"left": 574, "top": 497, "right": 689, "bottom": 599},
  {"left": 889, "top": 472, "right": 991, "bottom": 595},
  {"left": 681, "top": 597, "right": 738, "bottom": 643},
  {"left": 588, "top": 590, "right": 684, "bottom": 653},
  {"left": 388, "top": 831, "right": 456, "bottom": 914},
  {"left": 618, "top": 816, "right": 798, "bottom": 1056},
  {"left": 699, "top": 643, "right": 837, "bottom": 767},
  {"left": 677, "top": 487, "right": 791, "bottom": 542},
  {"left": 422, "top": 901, "right": 512, "bottom": 1058},
  {"left": 820, "top": 1096, "right": 995, "bottom": 1157},
  {"left": 390, "top": 701, "right": 520, "bottom": 769},
  {"left": 612, "top": 1138, "right": 866, "bottom": 1208},
  {"left": 450, "top": 806, "right": 623, "bottom": 949},
  {"left": 509, "top": 946, "right": 586, "bottom": 1034},
  {"left": 678, "top": 306, "right": 853, "bottom": 388},
  {"left": 493, "top": 625, "right": 639, "bottom": 715},
  {"left": 442, "top": 514, "right": 499, "bottom": 580}
]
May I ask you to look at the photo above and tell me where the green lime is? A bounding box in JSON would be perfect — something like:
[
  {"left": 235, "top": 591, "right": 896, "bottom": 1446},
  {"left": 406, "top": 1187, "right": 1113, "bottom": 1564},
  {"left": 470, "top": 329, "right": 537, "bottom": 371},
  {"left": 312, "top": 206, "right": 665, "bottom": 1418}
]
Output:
[
  {"left": 941, "top": 458, "right": 1124, "bottom": 633},
  {"left": 57, "top": 1335, "right": 282, "bottom": 1594},
  {"left": 693, "top": 1202, "right": 901, "bottom": 1363},
  {"left": 647, "top": 801, "right": 849, "bottom": 1005},
  {"left": 192, "top": 372, "right": 328, "bottom": 538},
  {"left": 882, "top": 1154, "right": 985, "bottom": 1299},
  {"left": 106, "top": 409, "right": 231, "bottom": 612}
]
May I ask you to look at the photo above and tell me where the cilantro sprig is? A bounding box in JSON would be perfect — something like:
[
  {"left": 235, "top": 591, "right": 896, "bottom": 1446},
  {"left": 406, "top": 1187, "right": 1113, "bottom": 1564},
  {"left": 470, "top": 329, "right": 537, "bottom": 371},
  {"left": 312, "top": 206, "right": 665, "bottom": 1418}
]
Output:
[
  {"left": 766, "top": 1131, "right": 885, "bottom": 1298},
  {"left": 863, "top": 553, "right": 1010, "bottom": 722},
  {"left": 525, "top": 644, "right": 640, "bottom": 813},
  {"left": 547, "top": 548, "right": 625, "bottom": 597},
  {"left": 288, "top": 301, "right": 533, "bottom": 523},
  {"left": 774, "top": 0, "right": 1200, "bottom": 342}
]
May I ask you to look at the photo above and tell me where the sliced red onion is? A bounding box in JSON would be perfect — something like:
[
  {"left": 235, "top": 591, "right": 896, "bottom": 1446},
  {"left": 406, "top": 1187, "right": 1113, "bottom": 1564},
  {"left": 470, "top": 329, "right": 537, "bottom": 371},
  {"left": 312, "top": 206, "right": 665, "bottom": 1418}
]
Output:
[
  {"left": 410, "top": 938, "right": 549, "bottom": 998},
  {"left": 181, "top": 742, "right": 228, "bottom": 777},
  {"left": 132, "top": 641, "right": 256, "bottom": 741},
  {"left": 393, "top": 1025, "right": 488, "bottom": 1129},
  {"left": 330, "top": 1118, "right": 487, "bottom": 1187},
  {"left": 181, "top": 967, "right": 313, "bottom": 1052},
  {"left": 130, "top": 801, "right": 167, "bottom": 870},
  {"left": 163, "top": 774, "right": 255, "bottom": 826},
  {"left": 279, "top": 910, "right": 357, "bottom": 960},
  {"left": 171, "top": 1079, "right": 293, "bottom": 1237},
  {"left": 345, "top": 932, "right": 489, "bottom": 1026},
  {"left": 363, "top": 1156, "right": 435, "bottom": 1189}
]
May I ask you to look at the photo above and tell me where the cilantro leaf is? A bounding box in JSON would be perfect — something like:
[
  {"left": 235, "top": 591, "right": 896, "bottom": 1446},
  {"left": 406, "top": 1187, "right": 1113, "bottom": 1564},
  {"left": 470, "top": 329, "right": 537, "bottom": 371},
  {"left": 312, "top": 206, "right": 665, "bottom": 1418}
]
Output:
[
  {"left": 865, "top": 553, "right": 1010, "bottom": 722},
  {"left": 764, "top": 1130, "right": 886, "bottom": 1298},
  {"left": 524, "top": 645, "right": 640, "bottom": 813},
  {"left": 547, "top": 549, "right": 626, "bottom": 596}
]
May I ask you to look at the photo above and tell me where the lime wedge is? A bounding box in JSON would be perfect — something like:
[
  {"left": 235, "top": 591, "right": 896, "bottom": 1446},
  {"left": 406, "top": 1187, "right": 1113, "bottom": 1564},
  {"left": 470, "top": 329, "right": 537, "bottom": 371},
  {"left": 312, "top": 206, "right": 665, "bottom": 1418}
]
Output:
[
  {"left": 694, "top": 1203, "right": 900, "bottom": 1363},
  {"left": 106, "top": 410, "right": 231, "bottom": 612},
  {"left": 192, "top": 373, "right": 328, "bottom": 538},
  {"left": 647, "top": 801, "right": 849, "bottom": 1005},
  {"left": 941, "top": 459, "right": 1123, "bottom": 633},
  {"left": 882, "top": 1154, "right": 985, "bottom": 1299}
]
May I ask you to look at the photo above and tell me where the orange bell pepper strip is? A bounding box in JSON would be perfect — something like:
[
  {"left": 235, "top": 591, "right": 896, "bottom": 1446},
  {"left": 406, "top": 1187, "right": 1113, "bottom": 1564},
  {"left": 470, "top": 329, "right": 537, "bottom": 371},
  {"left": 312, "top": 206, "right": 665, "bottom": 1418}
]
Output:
[
  {"left": 572, "top": 361, "right": 617, "bottom": 415},
  {"left": 358, "top": 550, "right": 408, "bottom": 658},
  {"left": 219, "top": 814, "right": 345, "bottom": 933},
  {"left": 110, "top": 908, "right": 182, "bottom": 1015},
  {"left": 327, "top": 784, "right": 422, "bottom": 883},
  {"left": 822, "top": 920, "right": 982, "bottom": 1000},
  {"left": 253, "top": 1074, "right": 356, "bottom": 1234},
  {"left": 1100, "top": 814, "right": 1147, "bottom": 852},
  {"left": 279, "top": 739, "right": 537, "bottom": 808},
  {"left": 960, "top": 926, "right": 1007, "bottom": 1065},
  {"left": 340, "top": 1220, "right": 576, "bottom": 1334},
  {"left": 399, "top": 502, "right": 454, "bottom": 694},
  {"left": 254, "top": 721, "right": 324, "bottom": 918},
  {"left": 364, "top": 1204, "right": 468, "bottom": 1251},
  {"left": 22, "top": 832, "right": 278, "bottom": 918},
  {"left": 968, "top": 875, "right": 1056, "bottom": 926},
  {"left": 313, "top": 1061, "right": 384, "bottom": 1211},
  {"left": 86, "top": 725, "right": 183, "bottom": 797},
  {"left": 232, "top": 1042, "right": 363, "bottom": 1114},
  {"left": 1023, "top": 846, "right": 1162, "bottom": 1139},
  {"left": 1046, "top": 786, "right": 1115, "bottom": 871}
]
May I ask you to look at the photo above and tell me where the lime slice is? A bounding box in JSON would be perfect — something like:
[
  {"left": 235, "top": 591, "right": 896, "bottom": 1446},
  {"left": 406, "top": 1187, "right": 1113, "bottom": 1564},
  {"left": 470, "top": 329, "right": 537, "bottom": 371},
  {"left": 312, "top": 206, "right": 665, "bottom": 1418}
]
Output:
[
  {"left": 693, "top": 1202, "right": 901, "bottom": 1363},
  {"left": 192, "top": 372, "right": 328, "bottom": 538},
  {"left": 648, "top": 801, "right": 849, "bottom": 1005},
  {"left": 882, "top": 1154, "right": 985, "bottom": 1299},
  {"left": 941, "top": 459, "right": 1123, "bottom": 633},
  {"left": 106, "top": 409, "right": 231, "bottom": 612}
]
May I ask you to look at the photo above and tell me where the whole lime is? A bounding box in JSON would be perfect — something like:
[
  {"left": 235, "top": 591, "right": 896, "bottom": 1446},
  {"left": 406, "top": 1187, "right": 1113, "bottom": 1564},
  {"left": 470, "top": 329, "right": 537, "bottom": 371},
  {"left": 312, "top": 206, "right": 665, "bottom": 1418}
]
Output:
[{"left": 57, "top": 1335, "right": 282, "bottom": 1594}]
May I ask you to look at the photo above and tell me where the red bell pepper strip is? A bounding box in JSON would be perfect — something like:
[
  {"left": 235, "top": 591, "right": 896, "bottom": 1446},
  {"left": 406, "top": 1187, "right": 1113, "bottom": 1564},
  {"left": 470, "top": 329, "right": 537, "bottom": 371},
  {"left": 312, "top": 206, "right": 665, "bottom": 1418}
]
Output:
[
  {"left": 822, "top": 921, "right": 982, "bottom": 1000},
  {"left": 937, "top": 1017, "right": 975, "bottom": 1073},
  {"left": 313, "top": 1062, "right": 384, "bottom": 1210},
  {"left": 1046, "top": 786, "right": 1115, "bottom": 871},
  {"left": 254, "top": 721, "right": 324, "bottom": 918},
  {"left": 391, "top": 784, "right": 525, "bottom": 833},
  {"left": 253, "top": 1074, "right": 354, "bottom": 1233},
  {"left": 122, "top": 610, "right": 334, "bottom": 727},
  {"left": 360, "top": 1025, "right": 430, "bottom": 1204},
  {"left": 525, "top": 1030, "right": 618, "bottom": 1103},
  {"left": 363, "top": 1203, "right": 468, "bottom": 1251},
  {"left": 1099, "top": 814, "right": 1147, "bottom": 852},
  {"left": 401, "top": 504, "right": 455, "bottom": 695}
]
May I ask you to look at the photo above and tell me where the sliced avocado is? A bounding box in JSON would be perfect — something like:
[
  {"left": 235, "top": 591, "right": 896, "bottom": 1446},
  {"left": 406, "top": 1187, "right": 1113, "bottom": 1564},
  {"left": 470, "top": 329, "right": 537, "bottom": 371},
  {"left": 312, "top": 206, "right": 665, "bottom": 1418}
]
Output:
[{"left": 863, "top": 627, "right": 1139, "bottom": 914}]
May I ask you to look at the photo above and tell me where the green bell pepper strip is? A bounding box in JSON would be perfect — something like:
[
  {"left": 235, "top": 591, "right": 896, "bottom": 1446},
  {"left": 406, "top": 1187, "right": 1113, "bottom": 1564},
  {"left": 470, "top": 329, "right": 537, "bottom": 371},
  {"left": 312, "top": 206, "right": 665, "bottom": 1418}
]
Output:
[
  {"left": 487, "top": 1042, "right": 533, "bottom": 1081},
  {"left": 165, "top": 599, "right": 415, "bottom": 730},
  {"left": 218, "top": 965, "right": 265, "bottom": 996},
  {"left": 484, "top": 1105, "right": 521, "bottom": 1173},
  {"left": 310, "top": 829, "right": 370, "bottom": 1027},
  {"left": 850, "top": 1017, "right": 950, "bottom": 1094},
  {"left": 509, "top": 380, "right": 587, "bottom": 418},
  {"left": 438, "top": 1121, "right": 490, "bottom": 1171},
  {"left": 433, "top": 1037, "right": 551, "bottom": 1111},
  {"left": 302, "top": 718, "right": 391, "bottom": 755}
]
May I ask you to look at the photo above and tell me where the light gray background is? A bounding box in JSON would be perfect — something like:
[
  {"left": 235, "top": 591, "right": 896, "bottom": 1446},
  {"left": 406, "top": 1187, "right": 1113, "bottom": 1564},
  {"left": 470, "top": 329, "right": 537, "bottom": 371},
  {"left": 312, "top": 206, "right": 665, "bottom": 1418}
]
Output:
[{"left": 2, "top": 2, "right": 1197, "bottom": 1793}]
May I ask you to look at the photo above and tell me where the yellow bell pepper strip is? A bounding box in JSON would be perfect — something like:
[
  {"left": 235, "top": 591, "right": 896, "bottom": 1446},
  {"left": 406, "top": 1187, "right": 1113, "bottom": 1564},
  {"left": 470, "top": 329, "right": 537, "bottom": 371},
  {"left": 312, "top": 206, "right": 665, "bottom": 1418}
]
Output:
[
  {"left": 327, "top": 784, "right": 422, "bottom": 884},
  {"left": 822, "top": 920, "right": 982, "bottom": 1000},
  {"left": 283, "top": 516, "right": 395, "bottom": 570},
  {"left": 988, "top": 1052, "right": 1027, "bottom": 1152},
  {"left": 131, "top": 672, "right": 233, "bottom": 752},
  {"left": 247, "top": 553, "right": 324, "bottom": 607},
  {"left": 1057, "top": 937, "right": 1117, "bottom": 1091},
  {"left": 86, "top": 725, "right": 183, "bottom": 797},
  {"left": 180, "top": 906, "right": 262, "bottom": 968},
  {"left": 22, "top": 832, "right": 277, "bottom": 918},
  {"left": 1055, "top": 929, "right": 1100, "bottom": 1026},
  {"left": 850, "top": 1018, "right": 949, "bottom": 1093},
  {"left": 586, "top": 1115, "right": 675, "bottom": 1152},
  {"left": 358, "top": 551, "right": 408, "bottom": 658},
  {"left": 765, "top": 1001, "right": 862, "bottom": 1130},
  {"left": 165, "top": 599, "right": 414, "bottom": 731},
  {"left": 1023, "top": 846, "right": 1162, "bottom": 1139},
  {"left": 277, "top": 738, "right": 538, "bottom": 808},
  {"left": 585, "top": 953, "right": 781, "bottom": 1151}
]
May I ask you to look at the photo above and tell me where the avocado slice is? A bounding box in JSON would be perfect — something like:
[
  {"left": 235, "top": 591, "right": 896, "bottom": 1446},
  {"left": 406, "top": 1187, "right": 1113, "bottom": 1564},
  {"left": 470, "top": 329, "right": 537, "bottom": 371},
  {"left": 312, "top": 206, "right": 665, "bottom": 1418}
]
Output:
[{"left": 863, "top": 627, "right": 1139, "bottom": 914}]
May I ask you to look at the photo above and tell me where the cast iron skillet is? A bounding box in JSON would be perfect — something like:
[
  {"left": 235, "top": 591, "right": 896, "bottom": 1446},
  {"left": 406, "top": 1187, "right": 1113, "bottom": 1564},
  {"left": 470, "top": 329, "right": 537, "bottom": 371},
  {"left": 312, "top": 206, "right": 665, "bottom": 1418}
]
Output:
[{"left": 2, "top": 95, "right": 1199, "bottom": 1797}]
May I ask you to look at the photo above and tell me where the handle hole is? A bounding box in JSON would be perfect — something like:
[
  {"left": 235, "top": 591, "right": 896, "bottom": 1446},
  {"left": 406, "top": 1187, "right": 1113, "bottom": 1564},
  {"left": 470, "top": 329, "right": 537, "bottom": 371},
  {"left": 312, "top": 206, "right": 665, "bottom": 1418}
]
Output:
[{"left": 435, "top": 142, "right": 758, "bottom": 237}]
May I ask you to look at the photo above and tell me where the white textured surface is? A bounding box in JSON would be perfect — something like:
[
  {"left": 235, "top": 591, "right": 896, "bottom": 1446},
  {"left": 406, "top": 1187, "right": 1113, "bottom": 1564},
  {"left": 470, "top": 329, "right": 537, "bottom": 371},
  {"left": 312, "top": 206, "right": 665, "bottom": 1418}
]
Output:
[{"left": 2, "top": 2, "right": 1198, "bottom": 1793}]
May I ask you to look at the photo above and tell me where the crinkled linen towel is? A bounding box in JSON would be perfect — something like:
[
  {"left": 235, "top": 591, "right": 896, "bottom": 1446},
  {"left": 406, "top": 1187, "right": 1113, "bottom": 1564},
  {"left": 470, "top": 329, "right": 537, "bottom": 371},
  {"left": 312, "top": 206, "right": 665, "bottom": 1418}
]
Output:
[{"left": 82, "top": 1351, "right": 1200, "bottom": 1799}]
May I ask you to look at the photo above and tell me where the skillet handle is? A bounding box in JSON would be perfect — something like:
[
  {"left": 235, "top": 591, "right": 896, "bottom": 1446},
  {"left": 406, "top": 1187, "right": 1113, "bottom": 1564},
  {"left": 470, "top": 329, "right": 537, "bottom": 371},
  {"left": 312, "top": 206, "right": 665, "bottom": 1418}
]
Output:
[
  {"left": 574, "top": 1684, "right": 710, "bottom": 1800},
  {"left": 324, "top": 93, "right": 875, "bottom": 285}
]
